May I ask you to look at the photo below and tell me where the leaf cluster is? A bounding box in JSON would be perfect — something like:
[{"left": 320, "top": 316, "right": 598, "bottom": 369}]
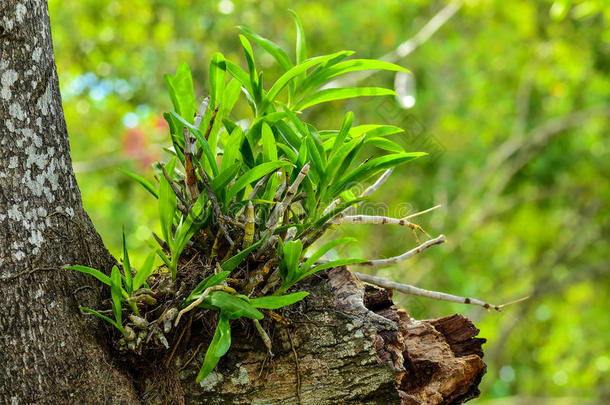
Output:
[{"left": 67, "top": 11, "right": 423, "bottom": 383}]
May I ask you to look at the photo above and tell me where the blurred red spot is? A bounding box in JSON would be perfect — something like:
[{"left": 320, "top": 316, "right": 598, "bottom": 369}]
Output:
[{"left": 122, "top": 128, "right": 156, "bottom": 170}]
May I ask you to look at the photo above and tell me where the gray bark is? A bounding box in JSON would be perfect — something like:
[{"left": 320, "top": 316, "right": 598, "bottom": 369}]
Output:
[
  {"left": 0, "top": 2, "right": 486, "bottom": 404},
  {"left": 0, "top": 1, "right": 138, "bottom": 403}
]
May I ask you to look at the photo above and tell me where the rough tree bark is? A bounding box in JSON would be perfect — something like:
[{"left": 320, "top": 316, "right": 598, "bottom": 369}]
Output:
[
  {"left": 0, "top": 2, "right": 486, "bottom": 404},
  {"left": 0, "top": 1, "right": 139, "bottom": 403}
]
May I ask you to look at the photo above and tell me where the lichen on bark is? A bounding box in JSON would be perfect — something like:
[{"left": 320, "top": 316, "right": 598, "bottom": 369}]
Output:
[{"left": 0, "top": 1, "right": 138, "bottom": 402}]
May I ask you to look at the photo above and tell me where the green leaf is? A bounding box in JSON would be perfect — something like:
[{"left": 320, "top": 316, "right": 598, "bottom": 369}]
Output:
[
  {"left": 239, "top": 35, "right": 259, "bottom": 103},
  {"left": 300, "top": 237, "right": 357, "bottom": 273},
  {"left": 289, "top": 10, "right": 307, "bottom": 65},
  {"left": 221, "top": 126, "right": 244, "bottom": 172},
  {"left": 365, "top": 137, "right": 405, "bottom": 153},
  {"left": 226, "top": 161, "right": 291, "bottom": 203},
  {"left": 274, "top": 120, "right": 302, "bottom": 150},
  {"left": 322, "top": 138, "right": 365, "bottom": 202},
  {"left": 295, "top": 52, "right": 353, "bottom": 95},
  {"left": 155, "top": 248, "right": 171, "bottom": 268},
  {"left": 237, "top": 26, "right": 293, "bottom": 72},
  {"left": 186, "top": 271, "right": 231, "bottom": 304},
  {"left": 206, "top": 291, "right": 263, "bottom": 320},
  {"left": 330, "top": 112, "right": 354, "bottom": 158},
  {"left": 64, "top": 265, "right": 111, "bottom": 286},
  {"left": 132, "top": 250, "right": 157, "bottom": 291},
  {"left": 209, "top": 52, "right": 227, "bottom": 111},
  {"left": 211, "top": 162, "right": 241, "bottom": 194},
  {"left": 110, "top": 266, "right": 124, "bottom": 328},
  {"left": 122, "top": 228, "right": 133, "bottom": 293},
  {"left": 307, "top": 125, "right": 326, "bottom": 166},
  {"left": 301, "top": 258, "right": 368, "bottom": 279},
  {"left": 158, "top": 157, "right": 178, "bottom": 245},
  {"left": 295, "top": 87, "right": 396, "bottom": 110},
  {"left": 170, "top": 111, "right": 219, "bottom": 177},
  {"left": 330, "top": 153, "right": 426, "bottom": 197},
  {"left": 266, "top": 51, "right": 352, "bottom": 104},
  {"left": 225, "top": 60, "right": 254, "bottom": 97},
  {"left": 240, "top": 136, "right": 255, "bottom": 169},
  {"left": 299, "top": 59, "right": 409, "bottom": 96},
  {"left": 277, "top": 143, "right": 298, "bottom": 163},
  {"left": 221, "top": 79, "right": 242, "bottom": 120},
  {"left": 304, "top": 197, "right": 367, "bottom": 236},
  {"left": 215, "top": 313, "right": 232, "bottom": 356},
  {"left": 164, "top": 62, "right": 197, "bottom": 126},
  {"left": 279, "top": 239, "right": 303, "bottom": 286},
  {"left": 173, "top": 193, "right": 206, "bottom": 257},
  {"left": 261, "top": 122, "right": 278, "bottom": 162},
  {"left": 119, "top": 169, "right": 158, "bottom": 199},
  {"left": 249, "top": 291, "right": 309, "bottom": 309},
  {"left": 332, "top": 138, "right": 365, "bottom": 185},
  {"left": 239, "top": 34, "right": 256, "bottom": 76},
  {"left": 220, "top": 233, "right": 269, "bottom": 272},
  {"left": 196, "top": 314, "right": 230, "bottom": 383},
  {"left": 350, "top": 124, "right": 404, "bottom": 139},
  {"left": 306, "top": 137, "right": 325, "bottom": 178},
  {"left": 79, "top": 306, "right": 124, "bottom": 333}
]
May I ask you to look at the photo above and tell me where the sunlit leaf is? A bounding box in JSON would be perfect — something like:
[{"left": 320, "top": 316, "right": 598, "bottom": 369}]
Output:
[
  {"left": 294, "top": 87, "right": 396, "bottom": 110},
  {"left": 119, "top": 169, "right": 158, "bottom": 199},
  {"left": 249, "top": 291, "right": 309, "bottom": 309}
]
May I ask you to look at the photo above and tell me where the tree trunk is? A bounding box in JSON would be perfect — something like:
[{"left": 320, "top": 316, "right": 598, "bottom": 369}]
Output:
[
  {"left": 0, "top": 1, "right": 139, "bottom": 403},
  {"left": 0, "top": 2, "right": 486, "bottom": 404}
]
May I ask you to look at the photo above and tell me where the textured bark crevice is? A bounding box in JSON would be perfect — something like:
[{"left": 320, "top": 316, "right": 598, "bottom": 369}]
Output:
[
  {"left": 150, "top": 269, "right": 485, "bottom": 405},
  {"left": 0, "top": 1, "right": 138, "bottom": 403}
]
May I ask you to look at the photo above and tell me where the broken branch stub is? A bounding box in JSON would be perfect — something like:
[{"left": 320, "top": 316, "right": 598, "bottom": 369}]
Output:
[{"left": 159, "top": 268, "right": 485, "bottom": 405}]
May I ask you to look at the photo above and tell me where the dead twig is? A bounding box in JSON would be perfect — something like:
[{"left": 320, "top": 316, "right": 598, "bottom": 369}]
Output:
[
  {"left": 196, "top": 160, "right": 234, "bottom": 247},
  {"left": 160, "top": 164, "right": 190, "bottom": 215},
  {"left": 356, "top": 234, "right": 447, "bottom": 267},
  {"left": 355, "top": 271, "right": 528, "bottom": 311}
]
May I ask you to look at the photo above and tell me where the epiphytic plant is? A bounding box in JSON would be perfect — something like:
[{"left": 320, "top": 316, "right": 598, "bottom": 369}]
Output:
[{"left": 65, "top": 11, "right": 454, "bottom": 383}]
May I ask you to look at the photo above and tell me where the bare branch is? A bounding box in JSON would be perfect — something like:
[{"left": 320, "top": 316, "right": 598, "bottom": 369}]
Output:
[
  {"left": 160, "top": 165, "right": 189, "bottom": 215},
  {"left": 204, "top": 104, "right": 220, "bottom": 141},
  {"left": 183, "top": 125, "right": 200, "bottom": 203},
  {"left": 404, "top": 204, "right": 442, "bottom": 220},
  {"left": 243, "top": 201, "right": 255, "bottom": 248},
  {"left": 354, "top": 272, "right": 527, "bottom": 311},
  {"left": 194, "top": 97, "right": 210, "bottom": 129},
  {"left": 266, "top": 164, "right": 310, "bottom": 229},
  {"left": 249, "top": 173, "right": 273, "bottom": 200},
  {"left": 196, "top": 103, "right": 220, "bottom": 160},
  {"left": 195, "top": 160, "right": 234, "bottom": 246},
  {"left": 356, "top": 234, "right": 446, "bottom": 268},
  {"left": 331, "top": 214, "right": 431, "bottom": 239},
  {"left": 361, "top": 168, "right": 394, "bottom": 198},
  {"left": 323, "top": 168, "right": 394, "bottom": 216},
  {"left": 253, "top": 319, "right": 273, "bottom": 356}
]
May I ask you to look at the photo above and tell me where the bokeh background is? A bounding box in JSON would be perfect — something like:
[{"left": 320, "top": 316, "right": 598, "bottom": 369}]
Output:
[{"left": 47, "top": 1, "right": 609, "bottom": 403}]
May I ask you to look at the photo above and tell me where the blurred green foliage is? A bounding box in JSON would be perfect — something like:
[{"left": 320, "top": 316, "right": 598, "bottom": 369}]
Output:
[{"left": 48, "top": 0, "right": 609, "bottom": 402}]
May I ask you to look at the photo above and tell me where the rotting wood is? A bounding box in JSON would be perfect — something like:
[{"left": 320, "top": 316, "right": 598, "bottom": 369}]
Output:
[{"left": 151, "top": 268, "right": 486, "bottom": 405}]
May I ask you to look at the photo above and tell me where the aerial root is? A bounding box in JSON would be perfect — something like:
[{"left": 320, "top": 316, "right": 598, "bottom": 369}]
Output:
[
  {"left": 253, "top": 319, "right": 273, "bottom": 356},
  {"left": 174, "top": 285, "right": 236, "bottom": 327},
  {"left": 354, "top": 271, "right": 529, "bottom": 311},
  {"left": 355, "top": 234, "right": 447, "bottom": 268}
]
